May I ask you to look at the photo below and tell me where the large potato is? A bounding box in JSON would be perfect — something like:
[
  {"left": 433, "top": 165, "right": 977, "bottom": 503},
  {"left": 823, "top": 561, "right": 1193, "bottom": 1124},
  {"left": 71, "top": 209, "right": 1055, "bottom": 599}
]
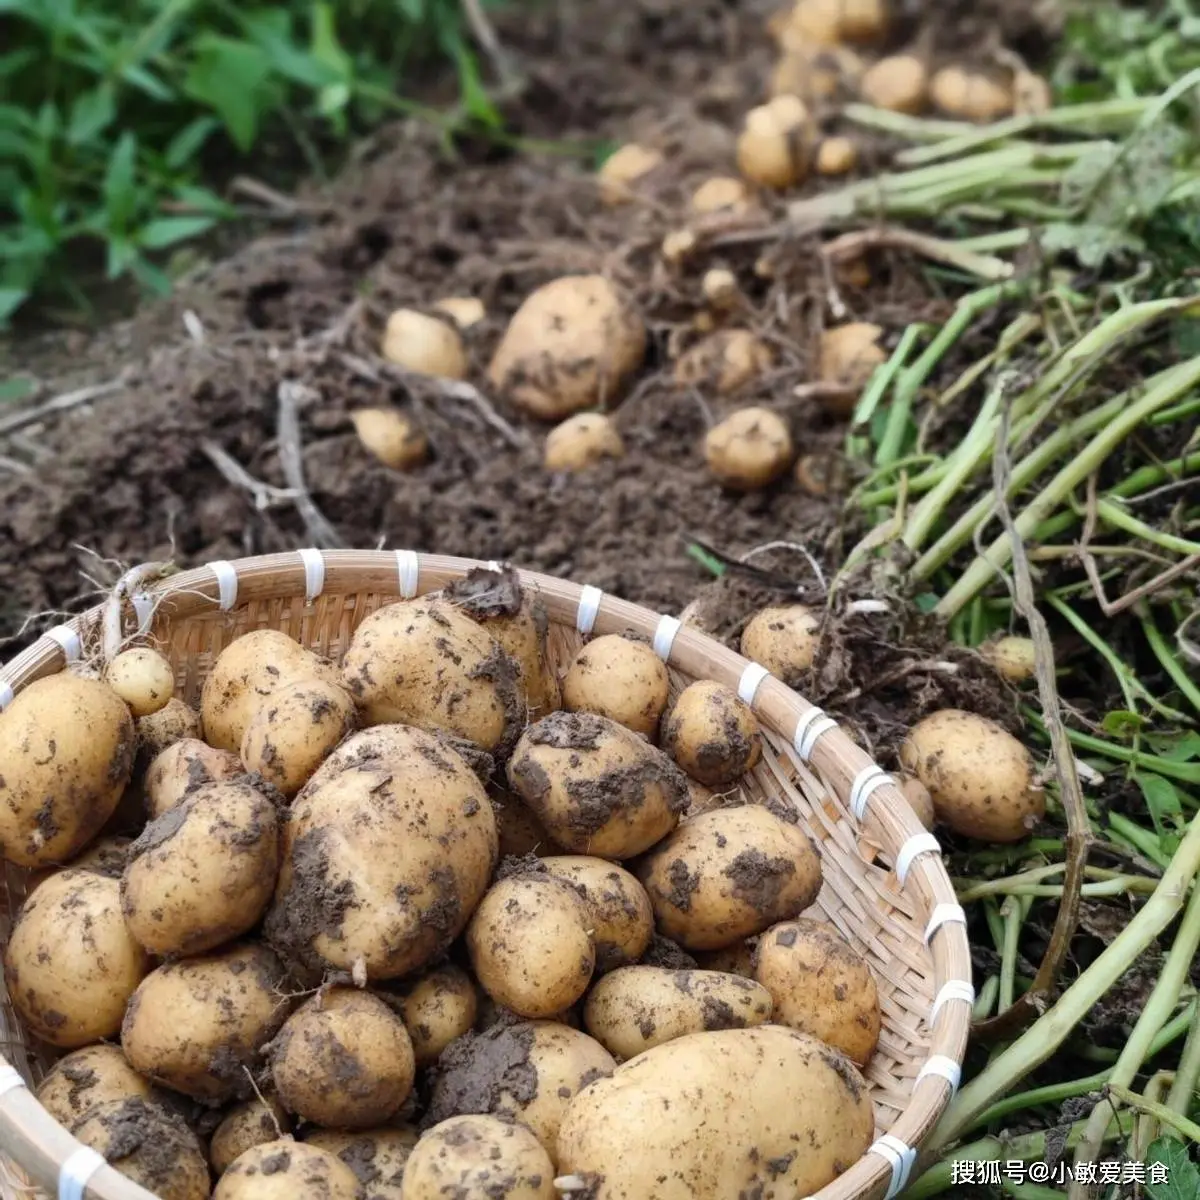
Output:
[
  {"left": 201, "top": 630, "right": 339, "bottom": 753},
  {"left": 305, "top": 1128, "right": 419, "bottom": 1200},
  {"left": 266, "top": 738, "right": 497, "bottom": 982},
  {"left": 427, "top": 1021, "right": 616, "bottom": 1162},
  {"left": 541, "top": 856, "right": 653, "bottom": 972},
  {"left": 556, "top": 1026, "right": 874, "bottom": 1198},
  {"left": 211, "top": 1096, "right": 293, "bottom": 1175},
  {"left": 583, "top": 967, "right": 773, "bottom": 1059},
  {"left": 660, "top": 680, "right": 763, "bottom": 786},
  {"left": 122, "top": 778, "right": 280, "bottom": 957},
  {"left": 27, "top": 834, "right": 131, "bottom": 893},
  {"left": 487, "top": 275, "right": 647, "bottom": 420},
  {"left": 403, "top": 1115, "right": 555, "bottom": 1200},
  {"left": 754, "top": 919, "right": 880, "bottom": 1066},
  {"left": 4, "top": 870, "right": 148, "bottom": 1047},
  {"left": 638, "top": 806, "right": 823, "bottom": 951},
  {"left": 216, "top": 1140, "right": 362, "bottom": 1200},
  {"left": 36, "top": 1044, "right": 154, "bottom": 1127},
  {"left": 340, "top": 598, "right": 525, "bottom": 757},
  {"left": 0, "top": 673, "right": 135, "bottom": 866},
  {"left": 560, "top": 635, "right": 670, "bottom": 738},
  {"left": 122, "top": 942, "right": 294, "bottom": 1103},
  {"left": 391, "top": 964, "right": 479, "bottom": 1068},
  {"left": 145, "top": 738, "right": 243, "bottom": 819},
  {"left": 507, "top": 712, "right": 690, "bottom": 858}
]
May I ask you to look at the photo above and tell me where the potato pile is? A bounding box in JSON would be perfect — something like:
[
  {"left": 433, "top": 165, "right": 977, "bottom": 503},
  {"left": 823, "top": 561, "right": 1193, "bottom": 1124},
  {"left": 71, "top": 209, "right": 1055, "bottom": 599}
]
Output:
[{"left": 0, "top": 566, "right": 889, "bottom": 1200}]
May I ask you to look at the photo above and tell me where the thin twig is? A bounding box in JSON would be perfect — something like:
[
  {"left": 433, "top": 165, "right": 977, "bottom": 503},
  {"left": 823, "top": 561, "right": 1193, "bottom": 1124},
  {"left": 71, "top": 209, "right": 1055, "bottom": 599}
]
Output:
[
  {"left": 822, "top": 227, "right": 1015, "bottom": 281},
  {"left": 0, "top": 377, "right": 126, "bottom": 439},
  {"left": 276, "top": 382, "right": 343, "bottom": 549},
  {"left": 460, "top": 0, "right": 521, "bottom": 92},
  {"left": 201, "top": 439, "right": 300, "bottom": 510}
]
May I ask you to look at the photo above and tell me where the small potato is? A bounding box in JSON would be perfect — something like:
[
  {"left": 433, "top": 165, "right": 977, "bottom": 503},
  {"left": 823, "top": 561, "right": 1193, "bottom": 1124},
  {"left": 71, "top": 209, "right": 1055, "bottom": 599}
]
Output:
[
  {"left": 673, "top": 331, "right": 774, "bottom": 396},
  {"left": 466, "top": 875, "right": 595, "bottom": 1019},
  {"left": 27, "top": 834, "right": 131, "bottom": 894},
  {"left": 982, "top": 635, "right": 1038, "bottom": 683},
  {"left": 754, "top": 918, "right": 881, "bottom": 1066},
  {"left": 211, "top": 1096, "right": 292, "bottom": 1175},
  {"left": 382, "top": 308, "right": 467, "bottom": 380},
  {"left": 598, "top": 143, "right": 664, "bottom": 205},
  {"left": 541, "top": 856, "right": 654, "bottom": 972},
  {"left": 36, "top": 1044, "right": 154, "bottom": 1127},
  {"left": 272, "top": 988, "right": 415, "bottom": 1129},
  {"left": 145, "top": 737, "right": 244, "bottom": 819},
  {"left": 561, "top": 634, "right": 669, "bottom": 738},
  {"left": 584, "top": 967, "right": 773, "bottom": 1059},
  {"left": 838, "top": 0, "right": 889, "bottom": 41},
  {"left": 779, "top": 0, "right": 841, "bottom": 45},
  {"left": 770, "top": 45, "right": 863, "bottom": 103},
  {"left": 820, "top": 322, "right": 886, "bottom": 393},
  {"left": 216, "top": 1140, "right": 362, "bottom": 1200},
  {"left": 241, "top": 677, "right": 357, "bottom": 798},
  {"left": 403, "top": 1115, "right": 555, "bottom": 1200},
  {"left": 661, "top": 680, "right": 762, "bottom": 787},
  {"left": 736, "top": 98, "right": 811, "bottom": 190},
  {"left": 557, "top": 1026, "right": 873, "bottom": 1199},
  {"left": 121, "top": 778, "right": 280, "bottom": 957},
  {"left": 72, "top": 1097, "right": 210, "bottom": 1200},
  {"left": 492, "top": 788, "right": 565, "bottom": 859},
  {"left": 433, "top": 296, "right": 486, "bottom": 330},
  {"left": 5, "top": 871, "right": 148, "bottom": 1047},
  {"left": 930, "top": 65, "right": 1013, "bottom": 122},
  {"left": 137, "top": 698, "right": 203, "bottom": 760},
  {"left": 661, "top": 228, "right": 699, "bottom": 266},
  {"left": 899, "top": 709, "right": 1045, "bottom": 842},
  {"left": 817, "top": 136, "right": 858, "bottom": 175},
  {"left": 544, "top": 413, "right": 625, "bottom": 472},
  {"left": 305, "top": 1128, "right": 419, "bottom": 1200},
  {"left": 1014, "top": 70, "right": 1053, "bottom": 115},
  {"left": 340, "top": 597, "right": 525, "bottom": 757},
  {"left": 105, "top": 647, "right": 176, "bottom": 717},
  {"left": 690, "top": 177, "right": 754, "bottom": 215},
  {"left": 701, "top": 269, "right": 740, "bottom": 311},
  {"left": 740, "top": 604, "right": 821, "bottom": 684},
  {"left": 0, "top": 673, "right": 135, "bottom": 866},
  {"left": 638, "top": 806, "right": 823, "bottom": 951},
  {"left": 860, "top": 54, "right": 928, "bottom": 113},
  {"left": 201, "top": 630, "right": 340, "bottom": 754},
  {"left": 487, "top": 276, "right": 647, "bottom": 421},
  {"left": 427, "top": 1021, "right": 616, "bottom": 1161},
  {"left": 507, "top": 712, "right": 690, "bottom": 859},
  {"left": 351, "top": 409, "right": 428, "bottom": 471},
  {"left": 392, "top": 964, "right": 479, "bottom": 1068},
  {"left": 122, "top": 942, "right": 293, "bottom": 1103},
  {"left": 894, "top": 772, "right": 936, "bottom": 830},
  {"left": 704, "top": 407, "right": 794, "bottom": 491}
]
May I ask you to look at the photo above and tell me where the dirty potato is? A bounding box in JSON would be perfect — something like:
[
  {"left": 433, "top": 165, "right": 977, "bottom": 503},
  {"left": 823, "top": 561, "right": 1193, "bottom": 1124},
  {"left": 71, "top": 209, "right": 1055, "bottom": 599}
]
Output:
[
  {"left": 105, "top": 647, "right": 176, "bottom": 717},
  {"left": 145, "top": 738, "right": 244, "bottom": 819},
  {"left": 541, "top": 856, "right": 654, "bottom": 972},
  {"left": 391, "top": 965, "right": 479, "bottom": 1068},
  {"left": 544, "top": 413, "right": 625, "bottom": 473},
  {"left": 660, "top": 681, "right": 762, "bottom": 787},
  {"left": 673, "top": 331, "right": 774, "bottom": 396},
  {"left": 403, "top": 1115, "right": 555, "bottom": 1200},
  {"left": 492, "top": 787, "right": 564, "bottom": 859},
  {"left": 216, "top": 1140, "right": 362, "bottom": 1200},
  {"left": 36, "top": 1043, "right": 154, "bottom": 1127},
  {"left": 137, "top": 698, "right": 204, "bottom": 761},
  {"left": 304, "top": 1128, "right": 419, "bottom": 1200},
  {"left": 693, "top": 938, "right": 758, "bottom": 979},
  {"left": 739, "top": 604, "right": 822, "bottom": 683},
  {"left": 26, "top": 834, "right": 131, "bottom": 893},
  {"left": 704, "top": 407, "right": 794, "bottom": 491},
  {"left": 210, "top": 1096, "right": 293, "bottom": 1175},
  {"left": 560, "top": 635, "right": 670, "bottom": 738}
]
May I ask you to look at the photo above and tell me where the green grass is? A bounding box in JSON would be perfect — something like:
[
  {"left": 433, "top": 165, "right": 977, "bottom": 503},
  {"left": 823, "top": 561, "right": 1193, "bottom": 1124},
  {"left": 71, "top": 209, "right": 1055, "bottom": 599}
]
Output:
[{"left": 0, "top": 0, "right": 512, "bottom": 326}]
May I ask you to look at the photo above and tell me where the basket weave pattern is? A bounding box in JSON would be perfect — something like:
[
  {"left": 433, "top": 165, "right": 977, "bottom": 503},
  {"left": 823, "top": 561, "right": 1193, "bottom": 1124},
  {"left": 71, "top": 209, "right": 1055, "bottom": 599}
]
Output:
[{"left": 0, "top": 551, "right": 973, "bottom": 1200}]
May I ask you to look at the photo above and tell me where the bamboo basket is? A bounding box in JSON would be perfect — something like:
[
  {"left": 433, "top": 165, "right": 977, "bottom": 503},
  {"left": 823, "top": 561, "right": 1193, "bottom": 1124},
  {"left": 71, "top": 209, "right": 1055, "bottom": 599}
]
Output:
[{"left": 0, "top": 550, "right": 973, "bottom": 1200}]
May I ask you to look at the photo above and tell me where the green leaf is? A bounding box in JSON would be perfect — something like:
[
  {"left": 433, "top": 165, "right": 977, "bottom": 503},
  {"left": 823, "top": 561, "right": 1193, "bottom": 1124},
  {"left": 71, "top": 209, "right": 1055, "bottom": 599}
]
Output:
[
  {"left": 66, "top": 84, "right": 115, "bottom": 146},
  {"left": 310, "top": 3, "right": 352, "bottom": 80},
  {"left": 137, "top": 216, "right": 216, "bottom": 250},
  {"left": 185, "top": 36, "right": 273, "bottom": 151},
  {"left": 105, "top": 235, "right": 138, "bottom": 280},
  {"left": 1145, "top": 1137, "right": 1200, "bottom": 1200},
  {"left": 0, "top": 289, "right": 28, "bottom": 325},
  {"left": 396, "top": 0, "right": 426, "bottom": 20},
  {"left": 130, "top": 256, "right": 173, "bottom": 296},
  {"left": 240, "top": 11, "right": 337, "bottom": 88},
  {"left": 914, "top": 593, "right": 940, "bottom": 614},
  {"left": 172, "top": 184, "right": 237, "bottom": 218},
  {"left": 1139, "top": 773, "right": 1183, "bottom": 839},
  {"left": 1102, "top": 709, "right": 1147, "bottom": 736},
  {"left": 164, "top": 117, "right": 219, "bottom": 170},
  {"left": 0, "top": 376, "right": 37, "bottom": 404},
  {"left": 103, "top": 130, "right": 139, "bottom": 233}
]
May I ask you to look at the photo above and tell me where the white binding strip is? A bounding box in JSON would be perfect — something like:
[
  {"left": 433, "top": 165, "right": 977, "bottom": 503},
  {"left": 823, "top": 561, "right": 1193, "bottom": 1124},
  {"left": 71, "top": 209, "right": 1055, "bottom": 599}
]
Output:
[
  {"left": 895, "top": 832, "right": 941, "bottom": 886},
  {"left": 576, "top": 586, "right": 602, "bottom": 636},
  {"left": 486, "top": 560, "right": 502, "bottom": 571},
  {"left": 870, "top": 1134, "right": 917, "bottom": 1200},
  {"left": 930, "top": 980, "right": 975, "bottom": 1025},
  {"left": 131, "top": 592, "right": 155, "bottom": 634},
  {"left": 849, "top": 765, "right": 891, "bottom": 822},
  {"left": 396, "top": 550, "right": 420, "bottom": 598},
  {"left": 45, "top": 625, "right": 82, "bottom": 662},
  {"left": 0, "top": 1066, "right": 26, "bottom": 1098},
  {"left": 298, "top": 548, "right": 325, "bottom": 602},
  {"left": 58, "top": 1146, "right": 106, "bottom": 1200},
  {"left": 0, "top": 681, "right": 13, "bottom": 712},
  {"left": 737, "top": 662, "right": 769, "bottom": 706},
  {"left": 653, "top": 615, "right": 681, "bottom": 662},
  {"left": 793, "top": 709, "right": 836, "bottom": 762},
  {"left": 924, "top": 903, "right": 967, "bottom": 945},
  {"left": 916, "top": 1055, "right": 962, "bottom": 1097},
  {"left": 210, "top": 560, "right": 239, "bottom": 611}
]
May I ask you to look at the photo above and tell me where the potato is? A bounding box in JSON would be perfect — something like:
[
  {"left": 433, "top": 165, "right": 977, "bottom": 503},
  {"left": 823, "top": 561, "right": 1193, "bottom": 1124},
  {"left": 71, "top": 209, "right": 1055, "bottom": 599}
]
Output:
[
  {"left": 271, "top": 988, "right": 415, "bottom": 1129},
  {"left": 700, "top": 269, "right": 740, "bottom": 311},
  {"left": 704, "top": 406, "right": 794, "bottom": 491},
  {"left": 266, "top": 742, "right": 497, "bottom": 981},
  {"left": 661, "top": 228, "right": 699, "bottom": 266},
  {"left": 305, "top": 1129, "right": 419, "bottom": 1200},
  {"left": 122, "top": 778, "right": 280, "bottom": 957},
  {"left": 211, "top": 1096, "right": 292, "bottom": 1174},
  {"left": 930, "top": 65, "right": 1013, "bottom": 122},
  {"left": 690, "top": 176, "right": 754, "bottom": 215},
  {"left": 673, "top": 331, "right": 774, "bottom": 397},
  {"left": 556, "top": 1026, "right": 873, "bottom": 1199},
  {"left": 392, "top": 964, "right": 479, "bottom": 1068},
  {"left": 982, "top": 634, "right": 1038, "bottom": 683},
  {"left": 638, "top": 806, "right": 823, "bottom": 951},
  {"left": 216, "top": 1140, "right": 362, "bottom": 1200},
  {"left": 661, "top": 680, "right": 763, "bottom": 787},
  {"left": 507, "top": 712, "right": 690, "bottom": 858},
  {"left": 27, "top": 834, "right": 131, "bottom": 894},
  {"left": 821, "top": 321, "right": 885, "bottom": 391},
  {"left": 487, "top": 275, "right": 647, "bottom": 420},
  {"left": 381, "top": 308, "right": 467, "bottom": 380},
  {"left": 544, "top": 413, "right": 625, "bottom": 472},
  {"left": 0, "top": 673, "right": 135, "bottom": 866},
  {"left": 754, "top": 918, "right": 880, "bottom": 1066},
  {"left": 817, "top": 136, "right": 858, "bottom": 175},
  {"left": 740, "top": 604, "right": 821, "bottom": 683},
  {"left": 491, "top": 787, "right": 564, "bottom": 858},
  {"left": 1014, "top": 70, "right": 1053, "bottom": 115},
  {"left": 694, "top": 938, "right": 758, "bottom": 979},
  {"left": 433, "top": 296, "right": 486, "bottom": 330},
  {"left": 899, "top": 709, "right": 1045, "bottom": 841},
  {"left": 5, "top": 870, "right": 148, "bottom": 1047},
  {"left": 561, "top": 635, "right": 669, "bottom": 738},
  {"left": 467, "top": 874, "right": 595, "bottom": 1018},
  {"left": 137, "top": 698, "right": 203, "bottom": 760},
  {"left": 736, "top": 98, "right": 811, "bottom": 190},
  {"left": 145, "top": 737, "right": 244, "bottom": 819},
  {"left": 72, "top": 1097, "right": 210, "bottom": 1200},
  {"left": 36, "top": 1044, "right": 154, "bottom": 1127},
  {"left": 779, "top": 0, "right": 841, "bottom": 45},
  {"left": 584, "top": 967, "right": 773, "bottom": 1059},
  {"left": 201, "top": 630, "right": 340, "bottom": 754},
  {"left": 403, "top": 1115, "right": 554, "bottom": 1200},
  {"left": 770, "top": 45, "right": 863, "bottom": 102},
  {"left": 597, "top": 143, "right": 664, "bottom": 205},
  {"left": 427, "top": 1021, "right": 616, "bottom": 1161},
  {"left": 105, "top": 647, "right": 176, "bottom": 717},
  {"left": 340, "top": 597, "right": 525, "bottom": 756},
  {"left": 894, "top": 772, "right": 936, "bottom": 830},
  {"left": 540, "top": 856, "right": 653, "bottom": 972},
  {"left": 860, "top": 54, "right": 928, "bottom": 113},
  {"left": 440, "top": 567, "right": 560, "bottom": 722},
  {"left": 122, "top": 942, "right": 293, "bottom": 1103},
  {"left": 351, "top": 409, "right": 428, "bottom": 471}
]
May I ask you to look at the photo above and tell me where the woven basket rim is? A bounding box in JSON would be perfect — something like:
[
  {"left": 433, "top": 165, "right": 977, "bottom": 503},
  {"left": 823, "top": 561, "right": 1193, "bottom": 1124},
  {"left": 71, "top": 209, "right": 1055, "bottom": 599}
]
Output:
[{"left": 0, "top": 550, "right": 973, "bottom": 1200}]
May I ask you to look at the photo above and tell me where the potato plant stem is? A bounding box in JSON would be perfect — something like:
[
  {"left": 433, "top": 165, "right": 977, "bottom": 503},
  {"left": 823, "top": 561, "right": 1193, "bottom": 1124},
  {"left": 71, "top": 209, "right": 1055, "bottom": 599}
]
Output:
[
  {"left": 1094, "top": 497, "right": 1200, "bottom": 557},
  {"left": 998, "top": 896, "right": 1022, "bottom": 1013},
  {"left": 1140, "top": 609, "right": 1200, "bottom": 716},
  {"left": 1107, "top": 1085, "right": 1200, "bottom": 1144},
  {"left": 1163, "top": 1015, "right": 1200, "bottom": 1134}
]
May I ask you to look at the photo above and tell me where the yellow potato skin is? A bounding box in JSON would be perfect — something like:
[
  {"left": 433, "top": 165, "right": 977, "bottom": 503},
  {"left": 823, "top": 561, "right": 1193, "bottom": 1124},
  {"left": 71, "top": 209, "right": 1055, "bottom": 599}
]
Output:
[
  {"left": 392, "top": 964, "right": 479, "bottom": 1068},
  {"left": 215, "top": 1140, "right": 362, "bottom": 1200},
  {"left": 556, "top": 1026, "right": 874, "bottom": 1199},
  {"left": 561, "top": 635, "right": 670, "bottom": 738},
  {"left": 402, "top": 1115, "right": 555, "bottom": 1200},
  {"left": 740, "top": 605, "right": 821, "bottom": 684},
  {"left": 105, "top": 647, "right": 176, "bottom": 717},
  {"left": 304, "top": 1127, "right": 418, "bottom": 1200},
  {"left": 661, "top": 680, "right": 763, "bottom": 787},
  {"left": 210, "top": 1097, "right": 293, "bottom": 1175},
  {"left": 540, "top": 856, "right": 654, "bottom": 972},
  {"left": 35, "top": 1044, "right": 153, "bottom": 1127},
  {"left": 136, "top": 698, "right": 203, "bottom": 761},
  {"left": 145, "top": 738, "right": 243, "bottom": 819}
]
